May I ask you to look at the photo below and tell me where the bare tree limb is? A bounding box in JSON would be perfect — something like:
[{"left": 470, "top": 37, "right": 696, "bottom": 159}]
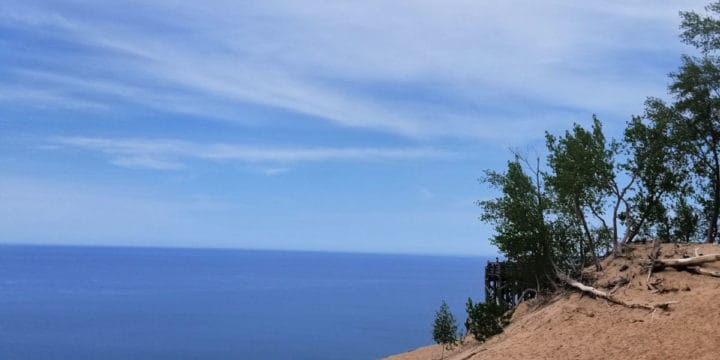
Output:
[
  {"left": 610, "top": 175, "right": 636, "bottom": 253},
  {"left": 687, "top": 266, "right": 720, "bottom": 277},
  {"left": 646, "top": 239, "right": 661, "bottom": 290},
  {"left": 655, "top": 254, "right": 720, "bottom": 267},
  {"left": 557, "top": 272, "right": 678, "bottom": 311}
]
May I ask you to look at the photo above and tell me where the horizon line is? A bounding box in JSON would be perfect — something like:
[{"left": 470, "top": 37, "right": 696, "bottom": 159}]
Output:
[{"left": 0, "top": 242, "right": 497, "bottom": 259}]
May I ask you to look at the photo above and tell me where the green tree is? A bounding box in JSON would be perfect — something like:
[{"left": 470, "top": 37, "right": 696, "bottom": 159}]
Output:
[
  {"left": 660, "top": 2, "right": 720, "bottom": 243},
  {"left": 622, "top": 104, "right": 686, "bottom": 244},
  {"left": 432, "top": 301, "right": 458, "bottom": 356},
  {"left": 545, "top": 117, "right": 614, "bottom": 270},
  {"left": 479, "top": 157, "right": 555, "bottom": 288}
]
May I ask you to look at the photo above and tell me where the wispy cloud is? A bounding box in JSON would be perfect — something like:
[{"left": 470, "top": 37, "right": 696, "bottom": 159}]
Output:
[
  {"left": 255, "top": 167, "right": 292, "bottom": 176},
  {"left": 1, "top": 0, "right": 707, "bottom": 140},
  {"left": 110, "top": 156, "right": 185, "bottom": 171},
  {"left": 54, "top": 136, "right": 455, "bottom": 170},
  {"left": 0, "top": 85, "right": 108, "bottom": 111},
  {"left": 417, "top": 186, "right": 437, "bottom": 200}
]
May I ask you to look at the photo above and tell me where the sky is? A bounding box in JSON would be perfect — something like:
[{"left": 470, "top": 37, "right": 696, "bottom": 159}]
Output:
[{"left": 0, "top": 0, "right": 711, "bottom": 256}]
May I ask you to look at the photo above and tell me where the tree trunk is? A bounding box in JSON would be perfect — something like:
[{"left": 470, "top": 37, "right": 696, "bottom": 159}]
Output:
[
  {"left": 611, "top": 177, "right": 634, "bottom": 255},
  {"left": 622, "top": 209, "right": 648, "bottom": 246},
  {"left": 575, "top": 202, "right": 601, "bottom": 271},
  {"left": 612, "top": 198, "right": 620, "bottom": 254},
  {"left": 708, "top": 163, "right": 720, "bottom": 243},
  {"left": 579, "top": 236, "right": 585, "bottom": 271}
]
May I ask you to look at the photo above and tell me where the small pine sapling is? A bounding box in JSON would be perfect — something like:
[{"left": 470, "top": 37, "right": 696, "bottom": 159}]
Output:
[{"left": 432, "top": 301, "right": 458, "bottom": 359}]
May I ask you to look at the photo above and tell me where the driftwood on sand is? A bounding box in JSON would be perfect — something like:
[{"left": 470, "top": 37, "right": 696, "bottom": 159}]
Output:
[
  {"left": 686, "top": 266, "right": 720, "bottom": 277},
  {"left": 654, "top": 254, "right": 720, "bottom": 268},
  {"left": 557, "top": 272, "right": 678, "bottom": 311},
  {"left": 559, "top": 249, "right": 720, "bottom": 310},
  {"left": 651, "top": 253, "right": 720, "bottom": 279}
]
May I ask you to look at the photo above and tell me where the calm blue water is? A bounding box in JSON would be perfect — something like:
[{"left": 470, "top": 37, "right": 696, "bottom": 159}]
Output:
[{"left": 0, "top": 245, "right": 486, "bottom": 359}]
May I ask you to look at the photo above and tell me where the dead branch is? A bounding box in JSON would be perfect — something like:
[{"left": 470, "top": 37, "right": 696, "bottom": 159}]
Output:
[
  {"left": 608, "top": 277, "right": 630, "bottom": 295},
  {"left": 687, "top": 266, "right": 720, "bottom": 277},
  {"left": 598, "top": 276, "right": 629, "bottom": 289},
  {"left": 557, "top": 272, "right": 678, "bottom": 311},
  {"left": 646, "top": 239, "right": 661, "bottom": 289},
  {"left": 517, "top": 288, "right": 538, "bottom": 304},
  {"left": 655, "top": 254, "right": 720, "bottom": 268}
]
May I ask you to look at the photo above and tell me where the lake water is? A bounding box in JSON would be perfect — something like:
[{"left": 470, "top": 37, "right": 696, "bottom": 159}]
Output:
[{"left": 0, "top": 245, "right": 487, "bottom": 359}]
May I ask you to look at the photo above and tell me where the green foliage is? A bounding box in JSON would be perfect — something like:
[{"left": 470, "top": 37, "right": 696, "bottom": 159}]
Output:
[
  {"left": 479, "top": 158, "right": 555, "bottom": 287},
  {"left": 480, "top": 160, "right": 547, "bottom": 260},
  {"left": 476, "top": 3, "right": 720, "bottom": 308},
  {"left": 465, "top": 298, "right": 510, "bottom": 343},
  {"left": 672, "top": 197, "right": 700, "bottom": 242},
  {"left": 679, "top": 1, "right": 720, "bottom": 54},
  {"left": 432, "top": 301, "right": 458, "bottom": 350},
  {"left": 545, "top": 117, "right": 614, "bottom": 269},
  {"left": 669, "top": 2, "right": 720, "bottom": 243},
  {"left": 478, "top": 1, "right": 720, "bottom": 282},
  {"left": 545, "top": 117, "right": 614, "bottom": 212},
  {"left": 623, "top": 104, "right": 686, "bottom": 243}
]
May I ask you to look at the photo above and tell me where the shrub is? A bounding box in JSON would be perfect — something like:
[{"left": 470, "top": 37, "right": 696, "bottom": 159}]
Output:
[{"left": 465, "top": 297, "right": 511, "bottom": 343}]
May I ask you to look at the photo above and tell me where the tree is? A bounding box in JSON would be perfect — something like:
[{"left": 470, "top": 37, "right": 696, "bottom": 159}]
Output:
[
  {"left": 545, "top": 117, "right": 614, "bottom": 270},
  {"left": 479, "top": 157, "right": 555, "bottom": 288},
  {"left": 663, "top": 2, "right": 720, "bottom": 243},
  {"left": 476, "top": 3, "right": 720, "bottom": 298},
  {"left": 432, "top": 301, "right": 458, "bottom": 357},
  {"left": 622, "top": 103, "right": 686, "bottom": 244}
]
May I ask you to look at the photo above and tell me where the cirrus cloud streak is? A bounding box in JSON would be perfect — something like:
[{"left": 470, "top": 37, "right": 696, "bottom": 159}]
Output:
[{"left": 54, "top": 136, "right": 456, "bottom": 171}]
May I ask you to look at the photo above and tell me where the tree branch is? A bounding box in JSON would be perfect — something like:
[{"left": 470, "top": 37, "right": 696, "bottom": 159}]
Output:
[
  {"left": 687, "top": 266, "right": 720, "bottom": 277},
  {"left": 557, "top": 272, "right": 678, "bottom": 311},
  {"left": 654, "top": 253, "right": 720, "bottom": 268}
]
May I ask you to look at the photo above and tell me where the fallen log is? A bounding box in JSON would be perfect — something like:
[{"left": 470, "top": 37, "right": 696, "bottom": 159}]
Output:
[
  {"left": 655, "top": 254, "right": 720, "bottom": 268},
  {"left": 557, "top": 272, "right": 678, "bottom": 311}
]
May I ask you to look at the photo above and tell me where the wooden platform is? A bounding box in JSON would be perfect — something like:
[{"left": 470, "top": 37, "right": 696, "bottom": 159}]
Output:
[{"left": 485, "top": 260, "right": 526, "bottom": 307}]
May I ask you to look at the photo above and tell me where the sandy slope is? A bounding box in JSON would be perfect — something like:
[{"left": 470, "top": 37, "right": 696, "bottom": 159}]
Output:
[{"left": 384, "top": 243, "right": 720, "bottom": 360}]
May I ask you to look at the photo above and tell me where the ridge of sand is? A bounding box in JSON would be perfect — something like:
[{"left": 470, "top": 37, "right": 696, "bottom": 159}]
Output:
[{"left": 384, "top": 243, "right": 720, "bottom": 360}]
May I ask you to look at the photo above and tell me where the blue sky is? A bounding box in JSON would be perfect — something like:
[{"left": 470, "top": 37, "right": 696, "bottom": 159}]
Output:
[{"left": 0, "top": 0, "right": 709, "bottom": 255}]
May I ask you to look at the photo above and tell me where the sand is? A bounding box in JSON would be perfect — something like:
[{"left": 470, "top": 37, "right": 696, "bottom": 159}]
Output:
[{"left": 384, "top": 243, "right": 720, "bottom": 360}]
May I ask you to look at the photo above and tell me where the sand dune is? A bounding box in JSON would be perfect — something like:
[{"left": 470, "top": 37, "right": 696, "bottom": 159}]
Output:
[{"left": 385, "top": 243, "right": 720, "bottom": 360}]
